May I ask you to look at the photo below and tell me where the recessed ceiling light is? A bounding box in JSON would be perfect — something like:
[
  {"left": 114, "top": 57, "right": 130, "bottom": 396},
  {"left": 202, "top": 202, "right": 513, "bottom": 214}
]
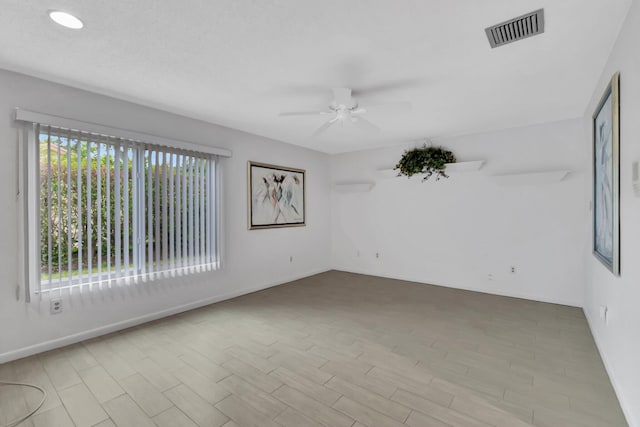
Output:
[{"left": 49, "top": 11, "right": 84, "bottom": 29}]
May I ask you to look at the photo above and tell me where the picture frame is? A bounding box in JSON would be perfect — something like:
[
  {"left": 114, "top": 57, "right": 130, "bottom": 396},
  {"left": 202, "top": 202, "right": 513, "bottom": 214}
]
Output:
[
  {"left": 247, "top": 161, "right": 306, "bottom": 230},
  {"left": 592, "top": 72, "right": 620, "bottom": 275}
]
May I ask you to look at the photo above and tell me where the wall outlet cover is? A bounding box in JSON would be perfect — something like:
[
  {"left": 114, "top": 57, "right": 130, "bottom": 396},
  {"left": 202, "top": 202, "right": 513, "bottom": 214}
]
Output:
[
  {"left": 599, "top": 305, "right": 608, "bottom": 323},
  {"left": 50, "top": 299, "right": 63, "bottom": 314}
]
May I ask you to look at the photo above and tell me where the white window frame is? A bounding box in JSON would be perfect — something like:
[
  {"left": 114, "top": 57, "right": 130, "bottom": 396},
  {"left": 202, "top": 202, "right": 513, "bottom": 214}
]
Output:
[{"left": 15, "top": 109, "right": 230, "bottom": 301}]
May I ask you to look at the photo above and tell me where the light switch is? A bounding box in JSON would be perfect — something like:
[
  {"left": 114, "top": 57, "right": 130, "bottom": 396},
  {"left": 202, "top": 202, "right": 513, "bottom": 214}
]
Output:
[{"left": 633, "top": 161, "right": 640, "bottom": 197}]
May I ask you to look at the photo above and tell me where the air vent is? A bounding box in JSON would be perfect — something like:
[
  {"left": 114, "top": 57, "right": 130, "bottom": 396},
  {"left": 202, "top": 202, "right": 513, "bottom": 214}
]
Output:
[{"left": 485, "top": 9, "right": 544, "bottom": 48}]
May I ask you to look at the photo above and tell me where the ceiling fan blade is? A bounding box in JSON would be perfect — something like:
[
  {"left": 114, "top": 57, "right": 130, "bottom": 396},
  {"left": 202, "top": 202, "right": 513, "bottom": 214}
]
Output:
[
  {"left": 352, "top": 116, "right": 380, "bottom": 133},
  {"left": 355, "top": 101, "right": 412, "bottom": 114},
  {"left": 312, "top": 118, "right": 339, "bottom": 137},
  {"left": 270, "top": 84, "right": 327, "bottom": 97},
  {"left": 352, "top": 78, "right": 424, "bottom": 97},
  {"left": 332, "top": 87, "right": 353, "bottom": 107},
  {"left": 279, "top": 111, "right": 330, "bottom": 117}
]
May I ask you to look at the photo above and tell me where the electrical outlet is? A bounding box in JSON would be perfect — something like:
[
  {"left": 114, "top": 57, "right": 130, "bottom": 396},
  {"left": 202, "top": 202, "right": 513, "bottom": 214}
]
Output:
[
  {"left": 289, "top": 256, "right": 293, "bottom": 263},
  {"left": 633, "top": 161, "right": 640, "bottom": 197},
  {"left": 510, "top": 266, "right": 516, "bottom": 274},
  {"left": 50, "top": 298, "right": 63, "bottom": 314},
  {"left": 376, "top": 252, "right": 380, "bottom": 259},
  {"left": 488, "top": 273, "right": 494, "bottom": 281},
  {"left": 599, "top": 306, "right": 608, "bottom": 324}
]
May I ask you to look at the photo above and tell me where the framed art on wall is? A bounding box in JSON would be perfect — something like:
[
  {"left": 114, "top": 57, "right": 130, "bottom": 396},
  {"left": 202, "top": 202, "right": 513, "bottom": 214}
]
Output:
[
  {"left": 247, "top": 161, "right": 306, "bottom": 229},
  {"left": 592, "top": 72, "right": 620, "bottom": 275}
]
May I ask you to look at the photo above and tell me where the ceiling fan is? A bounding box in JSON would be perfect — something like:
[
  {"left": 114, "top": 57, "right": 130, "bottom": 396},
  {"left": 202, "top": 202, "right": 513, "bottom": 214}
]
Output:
[{"left": 279, "top": 87, "right": 411, "bottom": 137}]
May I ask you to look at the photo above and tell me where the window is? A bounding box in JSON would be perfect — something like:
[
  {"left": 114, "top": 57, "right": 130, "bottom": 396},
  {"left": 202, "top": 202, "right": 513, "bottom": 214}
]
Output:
[{"left": 27, "top": 124, "right": 219, "bottom": 294}]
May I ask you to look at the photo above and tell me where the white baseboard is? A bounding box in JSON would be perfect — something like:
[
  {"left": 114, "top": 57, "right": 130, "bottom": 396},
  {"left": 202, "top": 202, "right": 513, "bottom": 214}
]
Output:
[
  {"left": 0, "top": 268, "right": 330, "bottom": 364},
  {"left": 584, "top": 308, "right": 636, "bottom": 427},
  {"left": 332, "top": 267, "right": 583, "bottom": 307}
]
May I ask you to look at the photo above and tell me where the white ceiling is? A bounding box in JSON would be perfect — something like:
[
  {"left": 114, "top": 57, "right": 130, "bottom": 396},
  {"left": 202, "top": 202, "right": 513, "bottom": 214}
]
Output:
[{"left": 0, "top": 1, "right": 631, "bottom": 153}]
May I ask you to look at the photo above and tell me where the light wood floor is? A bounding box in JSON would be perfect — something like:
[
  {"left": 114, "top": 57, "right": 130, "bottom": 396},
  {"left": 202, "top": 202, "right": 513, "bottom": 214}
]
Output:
[{"left": 0, "top": 271, "right": 627, "bottom": 427}]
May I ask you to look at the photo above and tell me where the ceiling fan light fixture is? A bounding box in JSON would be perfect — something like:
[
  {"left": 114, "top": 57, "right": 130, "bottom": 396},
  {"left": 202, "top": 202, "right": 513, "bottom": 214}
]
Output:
[
  {"left": 280, "top": 86, "right": 406, "bottom": 137},
  {"left": 49, "top": 10, "right": 84, "bottom": 29}
]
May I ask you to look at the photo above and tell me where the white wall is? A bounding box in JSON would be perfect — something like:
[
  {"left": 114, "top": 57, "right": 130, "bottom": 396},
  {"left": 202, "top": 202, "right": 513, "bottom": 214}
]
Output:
[
  {"left": 2, "top": 38, "right": 637, "bottom": 422},
  {"left": 582, "top": 0, "right": 640, "bottom": 424},
  {"left": 0, "top": 69, "right": 331, "bottom": 361},
  {"left": 331, "top": 119, "right": 587, "bottom": 307}
]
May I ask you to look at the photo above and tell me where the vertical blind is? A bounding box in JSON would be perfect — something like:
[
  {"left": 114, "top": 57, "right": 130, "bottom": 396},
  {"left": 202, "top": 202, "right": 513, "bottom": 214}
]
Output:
[{"left": 37, "top": 124, "right": 218, "bottom": 293}]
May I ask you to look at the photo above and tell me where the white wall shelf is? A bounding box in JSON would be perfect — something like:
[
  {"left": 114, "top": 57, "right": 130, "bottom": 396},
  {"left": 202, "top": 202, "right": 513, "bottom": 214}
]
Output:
[
  {"left": 376, "top": 160, "right": 485, "bottom": 179},
  {"left": 376, "top": 169, "right": 399, "bottom": 179},
  {"left": 333, "top": 182, "right": 376, "bottom": 192},
  {"left": 444, "top": 160, "right": 485, "bottom": 172},
  {"left": 490, "top": 170, "right": 571, "bottom": 186}
]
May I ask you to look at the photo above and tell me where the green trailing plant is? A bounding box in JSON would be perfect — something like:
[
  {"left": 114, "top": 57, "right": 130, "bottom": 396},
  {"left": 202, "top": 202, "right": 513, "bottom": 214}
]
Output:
[{"left": 394, "top": 145, "right": 456, "bottom": 181}]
